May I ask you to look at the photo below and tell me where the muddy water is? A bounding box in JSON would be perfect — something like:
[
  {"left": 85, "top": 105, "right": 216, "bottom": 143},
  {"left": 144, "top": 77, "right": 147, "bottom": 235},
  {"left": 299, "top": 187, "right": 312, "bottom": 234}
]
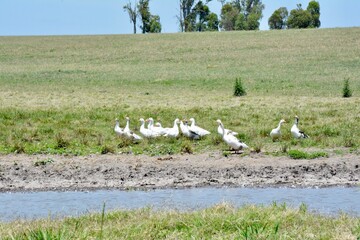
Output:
[{"left": 1, "top": 187, "right": 359, "bottom": 222}]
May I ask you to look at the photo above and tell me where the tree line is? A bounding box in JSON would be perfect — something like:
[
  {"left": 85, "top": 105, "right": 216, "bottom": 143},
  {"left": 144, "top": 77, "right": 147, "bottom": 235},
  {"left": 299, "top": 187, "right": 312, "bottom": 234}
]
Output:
[{"left": 123, "top": 0, "right": 321, "bottom": 34}]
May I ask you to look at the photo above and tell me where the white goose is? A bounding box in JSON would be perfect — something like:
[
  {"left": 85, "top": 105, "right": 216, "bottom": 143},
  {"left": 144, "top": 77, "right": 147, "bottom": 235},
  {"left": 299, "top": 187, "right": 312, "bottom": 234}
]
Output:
[
  {"left": 188, "top": 118, "right": 210, "bottom": 137},
  {"left": 164, "top": 118, "right": 180, "bottom": 138},
  {"left": 216, "top": 119, "right": 238, "bottom": 136},
  {"left": 291, "top": 116, "right": 309, "bottom": 139},
  {"left": 217, "top": 120, "right": 248, "bottom": 151},
  {"left": 123, "top": 117, "right": 142, "bottom": 140},
  {"left": 114, "top": 118, "right": 124, "bottom": 136},
  {"left": 270, "top": 119, "right": 286, "bottom": 141},
  {"left": 179, "top": 120, "right": 188, "bottom": 136},
  {"left": 147, "top": 118, "right": 167, "bottom": 135},
  {"left": 139, "top": 118, "right": 160, "bottom": 138},
  {"left": 180, "top": 120, "right": 200, "bottom": 140}
]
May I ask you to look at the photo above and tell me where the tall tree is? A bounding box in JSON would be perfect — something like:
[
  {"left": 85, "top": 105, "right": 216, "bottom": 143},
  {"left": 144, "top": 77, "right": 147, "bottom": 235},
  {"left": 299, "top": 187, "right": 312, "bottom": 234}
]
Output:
[
  {"left": 123, "top": 1, "right": 138, "bottom": 34},
  {"left": 287, "top": 4, "right": 312, "bottom": 29},
  {"left": 193, "top": 1, "right": 210, "bottom": 31},
  {"left": 179, "top": 0, "right": 196, "bottom": 32},
  {"left": 178, "top": 0, "right": 218, "bottom": 32},
  {"left": 307, "top": 0, "right": 320, "bottom": 28},
  {"left": 220, "top": 0, "right": 264, "bottom": 31},
  {"left": 220, "top": 3, "right": 239, "bottom": 31},
  {"left": 138, "top": 0, "right": 151, "bottom": 33},
  {"left": 268, "top": 7, "right": 288, "bottom": 29}
]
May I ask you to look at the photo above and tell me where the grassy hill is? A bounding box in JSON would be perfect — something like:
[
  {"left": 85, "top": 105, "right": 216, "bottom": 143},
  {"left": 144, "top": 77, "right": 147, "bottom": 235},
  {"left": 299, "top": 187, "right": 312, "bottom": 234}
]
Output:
[{"left": 0, "top": 28, "right": 359, "bottom": 155}]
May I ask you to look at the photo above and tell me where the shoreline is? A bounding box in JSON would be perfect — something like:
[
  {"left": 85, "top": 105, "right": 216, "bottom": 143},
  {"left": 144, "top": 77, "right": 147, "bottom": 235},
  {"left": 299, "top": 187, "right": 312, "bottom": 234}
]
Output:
[{"left": 0, "top": 152, "right": 359, "bottom": 192}]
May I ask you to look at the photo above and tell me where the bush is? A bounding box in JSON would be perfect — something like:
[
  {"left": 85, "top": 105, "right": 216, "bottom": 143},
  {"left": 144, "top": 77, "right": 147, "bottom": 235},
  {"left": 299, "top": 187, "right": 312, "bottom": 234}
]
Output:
[
  {"left": 234, "top": 77, "right": 246, "bottom": 97},
  {"left": 342, "top": 78, "right": 352, "bottom": 98}
]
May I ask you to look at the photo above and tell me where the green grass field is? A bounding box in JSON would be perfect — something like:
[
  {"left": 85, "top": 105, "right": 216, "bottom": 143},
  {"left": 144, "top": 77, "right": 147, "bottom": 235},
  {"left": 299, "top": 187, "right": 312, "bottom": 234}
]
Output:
[
  {"left": 1, "top": 204, "right": 359, "bottom": 239},
  {"left": 0, "top": 28, "right": 359, "bottom": 155}
]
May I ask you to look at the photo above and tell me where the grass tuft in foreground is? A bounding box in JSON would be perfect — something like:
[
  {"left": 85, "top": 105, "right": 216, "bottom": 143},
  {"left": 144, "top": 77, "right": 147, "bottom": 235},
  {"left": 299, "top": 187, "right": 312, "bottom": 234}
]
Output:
[{"left": 1, "top": 203, "right": 359, "bottom": 239}]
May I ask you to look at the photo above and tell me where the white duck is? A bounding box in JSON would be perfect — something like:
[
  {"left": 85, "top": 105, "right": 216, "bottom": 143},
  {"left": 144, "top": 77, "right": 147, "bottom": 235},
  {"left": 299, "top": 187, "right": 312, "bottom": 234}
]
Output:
[
  {"left": 164, "top": 118, "right": 180, "bottom": 138},
  {"left": 270, "top": 119, "right": 286, "bottom": 141},
  {"left": 216, "top": 119, "right": 238, "bottom": 136},
  {"left": 217, "top": 120, "right": 248, "bottom": 151},
  {"left": 139, "top": 118, "right": 161, "bottom": 138},
  {"left": 180, "top": 120, "right": 200, "bottom": 140},
  {"left": 123, "top": 117, "right": 142, "bottom": 140},
  {"left": 291, "top": 116, "right": 309, "bottom": 139},
  {"left": 114, "top": 118, "right": 124, "bottom": 136},
  {"left": 188, "top": 118, "right": 210, "bottom": 137},
  {"left": 147, "top": 118, "right": 167, "bottom": 135}
]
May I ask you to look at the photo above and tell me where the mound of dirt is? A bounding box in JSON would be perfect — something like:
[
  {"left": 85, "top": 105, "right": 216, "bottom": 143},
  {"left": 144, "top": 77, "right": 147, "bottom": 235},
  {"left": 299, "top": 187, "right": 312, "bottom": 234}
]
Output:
[{"left": 0, "top": 152, "right": 359, "bottom": 192}]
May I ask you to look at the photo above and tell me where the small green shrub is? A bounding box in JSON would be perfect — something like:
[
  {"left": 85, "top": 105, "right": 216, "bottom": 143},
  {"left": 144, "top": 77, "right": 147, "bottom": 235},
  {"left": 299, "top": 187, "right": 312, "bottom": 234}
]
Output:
[
  {"left": 288, "top": 150, "right": 308, "bottom": 159},
  {"left": 101, "top": 145, "right": 115, "bottom": 154},
  {"left": 34, "top": 158, "right": 54, "bottom": 167},
  {"left": 181, "top": 141, "right": 193, "bottom": 154},
  {"left": 342, "top": 78, "right": 352, "bottom": 98},
  {"left": 10, "top": 141, "right": 26, "bottom": 154},
  {"left": 288, "top": 150, "right": 328, "bottom": 159},
  {"left": 55, "top": 133, "right": 70, "bottom": 149},
  {"left": 309, "top": 152, "right": 328, "bottom": 159},
  {"left": 234, "top": 77, "right": 246, "bottom": 97}
]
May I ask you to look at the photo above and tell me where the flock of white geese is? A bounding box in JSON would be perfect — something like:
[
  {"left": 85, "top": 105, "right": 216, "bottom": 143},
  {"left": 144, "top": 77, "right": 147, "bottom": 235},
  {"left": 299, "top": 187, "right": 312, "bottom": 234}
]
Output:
[{"left": 114, "top": 116, "right": 309, "bottom": 151}]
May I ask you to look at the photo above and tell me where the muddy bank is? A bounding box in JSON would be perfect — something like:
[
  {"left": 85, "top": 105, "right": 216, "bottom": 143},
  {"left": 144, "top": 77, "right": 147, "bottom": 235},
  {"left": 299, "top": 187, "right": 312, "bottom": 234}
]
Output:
[{"left": 0, "top": 152, "right": 359, "bottom": 192}]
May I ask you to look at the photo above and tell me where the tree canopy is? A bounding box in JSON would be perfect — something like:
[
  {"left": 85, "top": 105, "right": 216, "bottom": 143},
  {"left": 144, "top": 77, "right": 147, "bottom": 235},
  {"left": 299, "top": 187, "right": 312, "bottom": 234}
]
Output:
[
  {"left": 178, "top": 0, "right": 219, "bottom": 32},
  {"left": 268, "top": 7, "right": 288, "bottom": 30},
  {"left": 124, "top": 0, "right": 161, "bottom": 34},
  {"left": 220, "top": 0, "right": 265, "bottom": 31},
  {"left": 307, "top": 0, "right": 321, "bottom": 28},
  {"left": 268, "top": 1, "right": 320, "bottom": 30}
]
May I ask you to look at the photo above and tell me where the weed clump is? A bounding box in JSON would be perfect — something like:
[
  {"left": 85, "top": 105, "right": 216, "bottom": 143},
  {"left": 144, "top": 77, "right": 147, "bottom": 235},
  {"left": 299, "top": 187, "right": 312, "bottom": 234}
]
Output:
[
  {"left": 55, "top": 133, "right": 70, "bottom": 149},
  {"left": 181, "top": 141, "right": 193, "bottom": 154},
  {"left": 288, "top": 150, "right": 328, "bottom": 159},
  {"left": 342, "top": 78, "right": 352, "bottom": 98},
  {"left": 234, "top": 77, "right": 246, "bottom": 97},
  {"left": 34, "top": 158, "right": 54, "bottom": 167},
  {"left": 101, "top": 145, "right": 115, "bottom": 154}
]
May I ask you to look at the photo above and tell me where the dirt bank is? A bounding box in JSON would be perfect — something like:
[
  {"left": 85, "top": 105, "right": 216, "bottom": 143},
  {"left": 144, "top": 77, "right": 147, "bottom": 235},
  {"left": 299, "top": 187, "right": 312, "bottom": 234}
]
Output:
[{"left": 0, "top": 152, "right": 359, "bottom": 192}]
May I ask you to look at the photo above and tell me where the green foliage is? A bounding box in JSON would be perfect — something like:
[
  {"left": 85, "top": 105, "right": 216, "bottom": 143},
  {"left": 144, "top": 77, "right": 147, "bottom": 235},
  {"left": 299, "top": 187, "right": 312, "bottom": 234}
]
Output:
[
  {"left": 287, "top": 2, "right": 320, "bottom": 29},
  {"left": 137, "top": 0, "right": 161, "bottom": 34},
  {"left": 205, "top": 12, "right": 219, "bottom": 31},
  {"left": 268, "top": 7, "right": 288, "bottom": 29},
  {"left": 287, "top": 5, "right": 312, "bottom": 29},
  {"left": 307, "top": 0, "right": 321, "bottom": 28},
  {"left": 234, "top": 77, "right": 246, "bottom": 97},
  {"left": 34, "top": 158, "right": 54, "bottom": 167},
  {"left": 343, "top": 78, "right": 352, "bottom": 98},
  {"left": 100, "top": 145, "right": 116, "bottom": 154},
  {"left": 138, "top": 0, "right": 151, "bottom": 34},
  {"left": 288, "top": 149, "right": 328, "bottom": 159},
  {"left": 181, "top": 141, "right": 194, "bottom": 154},
  {"left": 220, "top": 3, "right": 238, "bottom": 30},
  {"left": 149, "top": 15, "right": 162, "bottom": 33},
  {"left": 220, "top": 0, "right": 264, "bottom": 31}
]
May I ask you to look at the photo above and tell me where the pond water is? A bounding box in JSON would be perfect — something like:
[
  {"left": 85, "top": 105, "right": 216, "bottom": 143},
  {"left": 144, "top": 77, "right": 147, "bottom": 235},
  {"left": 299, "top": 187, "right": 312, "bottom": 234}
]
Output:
[{"left": 0, "top": 187, "right": 359, "bottom": 222}]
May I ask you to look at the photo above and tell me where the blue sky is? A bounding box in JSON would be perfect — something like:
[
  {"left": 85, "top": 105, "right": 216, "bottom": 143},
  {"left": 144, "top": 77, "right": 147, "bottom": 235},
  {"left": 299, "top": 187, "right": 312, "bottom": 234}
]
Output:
[{"left": 0, "top": 0, "right": 359, "bottom": 36}]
